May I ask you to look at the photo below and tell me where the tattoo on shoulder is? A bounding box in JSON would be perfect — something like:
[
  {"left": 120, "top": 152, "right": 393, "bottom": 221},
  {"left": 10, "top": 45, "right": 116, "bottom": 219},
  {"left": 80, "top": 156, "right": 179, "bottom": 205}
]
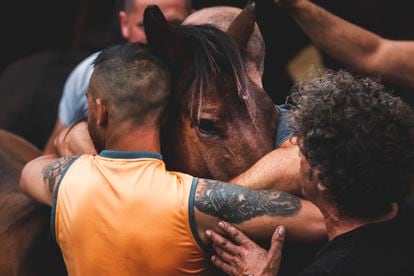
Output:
[
  {"left": 42, "top": 157, "right": 77, "bottom": 193},
  {"left": 195, "top": 179, "right": 302, "bottom": 224}
]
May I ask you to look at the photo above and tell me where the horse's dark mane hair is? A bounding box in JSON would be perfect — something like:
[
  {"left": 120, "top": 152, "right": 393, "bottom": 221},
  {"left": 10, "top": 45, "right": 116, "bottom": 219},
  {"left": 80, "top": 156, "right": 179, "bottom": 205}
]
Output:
[{"left": 176, "top": 24, "right": 255, "bottom": 121}]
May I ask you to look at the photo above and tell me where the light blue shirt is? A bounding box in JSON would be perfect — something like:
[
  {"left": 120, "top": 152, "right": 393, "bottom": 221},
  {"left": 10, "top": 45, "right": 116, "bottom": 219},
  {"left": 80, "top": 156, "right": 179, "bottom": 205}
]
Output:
[
  {"left": 58, "top": 52, "right": 100, "bottom": 126},
  {"left": 274, "top": 104, "right": 292, "bottom": 148}
]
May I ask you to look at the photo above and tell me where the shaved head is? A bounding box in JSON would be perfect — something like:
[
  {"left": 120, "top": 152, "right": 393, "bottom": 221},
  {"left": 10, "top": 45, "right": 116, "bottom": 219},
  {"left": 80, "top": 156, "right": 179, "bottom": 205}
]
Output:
[
  {"left": 184, "top": 6, "right": 265, "bottom": 76},
  {"left": 91, "top": 43, "right": 170, "bottom": 126}
]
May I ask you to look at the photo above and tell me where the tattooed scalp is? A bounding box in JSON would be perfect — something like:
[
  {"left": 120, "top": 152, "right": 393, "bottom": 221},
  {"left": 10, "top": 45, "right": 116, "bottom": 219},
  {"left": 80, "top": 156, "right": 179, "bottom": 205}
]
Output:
[{"left": 195, "top": 179, "right": 302, "bottom": 224}]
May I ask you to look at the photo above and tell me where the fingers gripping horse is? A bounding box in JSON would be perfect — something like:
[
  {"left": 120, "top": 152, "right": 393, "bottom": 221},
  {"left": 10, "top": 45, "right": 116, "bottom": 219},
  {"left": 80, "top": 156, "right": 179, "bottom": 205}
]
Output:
[
  {"left": 0, "top": 3, "right": 279, "bottom": 275},
  {"left": 144, "top": 4, "right": 278, "bottom": 181}
]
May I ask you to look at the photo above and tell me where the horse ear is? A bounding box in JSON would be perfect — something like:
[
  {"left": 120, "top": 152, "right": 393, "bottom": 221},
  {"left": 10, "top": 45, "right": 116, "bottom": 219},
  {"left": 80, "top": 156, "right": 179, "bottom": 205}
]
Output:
[
  {"left": 144, "top": 5, "right": 185, "bottom": 67},
  {"left": 226, "top": 0, "right": 256, "bottom": 51}
]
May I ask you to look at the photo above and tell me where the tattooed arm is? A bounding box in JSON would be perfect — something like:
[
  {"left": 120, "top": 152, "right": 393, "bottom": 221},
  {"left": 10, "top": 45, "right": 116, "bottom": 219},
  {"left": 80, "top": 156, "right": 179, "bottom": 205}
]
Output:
[
  {"left": 19, "top": 155, "right": 77, "bottom": 206},
  {"left": 194, "top": 179, "right": 326, "bottom": 243}
]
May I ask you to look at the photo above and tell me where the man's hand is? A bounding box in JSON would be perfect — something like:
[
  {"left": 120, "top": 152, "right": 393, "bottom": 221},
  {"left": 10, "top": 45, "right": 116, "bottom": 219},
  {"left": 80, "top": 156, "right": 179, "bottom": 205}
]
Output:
[
  {"left": 206, "top": 221, "right": 285, "bottom": 276},
  {"left": 54, "top": 122, "right": 96, "bottom": 156}
]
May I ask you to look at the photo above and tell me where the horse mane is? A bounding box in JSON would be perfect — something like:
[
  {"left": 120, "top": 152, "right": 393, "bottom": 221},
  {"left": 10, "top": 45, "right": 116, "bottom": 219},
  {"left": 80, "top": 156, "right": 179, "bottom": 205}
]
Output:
[{"left": 177, "top": 24, "right": 256, "bottom": 121}]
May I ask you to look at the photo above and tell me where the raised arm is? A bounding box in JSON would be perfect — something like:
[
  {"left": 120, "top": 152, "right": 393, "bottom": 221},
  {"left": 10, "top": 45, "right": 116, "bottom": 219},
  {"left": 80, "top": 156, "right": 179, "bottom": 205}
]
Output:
[
  {"left": 193, "top": 178, "right": 326, "bottom": 245},
  {"left": 277, "top": 0, "right": 414, "bottom": 88},
  {"left": 19, "top": 155, "right": 77, "bottom": 206}
]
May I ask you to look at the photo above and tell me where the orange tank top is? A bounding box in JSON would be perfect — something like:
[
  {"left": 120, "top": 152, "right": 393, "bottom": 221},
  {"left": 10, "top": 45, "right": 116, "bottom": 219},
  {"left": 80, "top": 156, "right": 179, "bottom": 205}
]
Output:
[{"left": 52, "top": 151, "right": 212, "bottom": 275}]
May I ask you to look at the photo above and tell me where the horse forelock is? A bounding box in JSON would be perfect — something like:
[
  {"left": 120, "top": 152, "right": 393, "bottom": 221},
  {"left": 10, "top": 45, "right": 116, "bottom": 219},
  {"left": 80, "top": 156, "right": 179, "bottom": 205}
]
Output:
[{"left": 177, "top": 24, "right": 256, "bottom": 124}]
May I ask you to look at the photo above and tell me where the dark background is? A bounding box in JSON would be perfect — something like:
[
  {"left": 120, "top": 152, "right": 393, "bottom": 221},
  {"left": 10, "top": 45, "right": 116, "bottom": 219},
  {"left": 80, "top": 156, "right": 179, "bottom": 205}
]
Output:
[
  {"left": 2, "top": 0, "right": 414, "bottom": 79},
  {"left": 0, "top": 0, "right": 118, "bottom": 73}
]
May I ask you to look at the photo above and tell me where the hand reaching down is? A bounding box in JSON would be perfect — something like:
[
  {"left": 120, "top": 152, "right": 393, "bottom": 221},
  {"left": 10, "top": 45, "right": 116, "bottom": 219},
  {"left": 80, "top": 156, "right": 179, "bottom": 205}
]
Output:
[{"left": 206, "top": 221, "right": 285, "bottom": 276}]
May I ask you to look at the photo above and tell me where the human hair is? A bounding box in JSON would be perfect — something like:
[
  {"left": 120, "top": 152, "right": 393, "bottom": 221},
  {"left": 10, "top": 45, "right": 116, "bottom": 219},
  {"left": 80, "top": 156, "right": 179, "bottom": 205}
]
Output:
[
  {"left": 183, "top": 6, "right": 265, "bottom": 75},
  {"left": 92, "top": 43, "right": 171, "bottom": 127},
  {"left": 289, "top": 70, "right": 414, "bottom": 218}
]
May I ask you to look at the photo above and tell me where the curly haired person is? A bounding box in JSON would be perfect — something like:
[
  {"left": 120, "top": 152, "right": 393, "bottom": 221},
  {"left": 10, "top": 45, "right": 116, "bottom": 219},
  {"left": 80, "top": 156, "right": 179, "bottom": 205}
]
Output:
[{"left": 206, "top": 70, "right": 414, "bottom": 276}]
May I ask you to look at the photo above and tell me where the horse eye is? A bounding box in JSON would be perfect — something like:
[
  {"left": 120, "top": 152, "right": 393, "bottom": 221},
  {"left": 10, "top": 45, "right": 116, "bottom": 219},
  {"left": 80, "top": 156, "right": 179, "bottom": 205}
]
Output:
[{"left": 197, "top": 119, "right": 219, "bottom": 135}]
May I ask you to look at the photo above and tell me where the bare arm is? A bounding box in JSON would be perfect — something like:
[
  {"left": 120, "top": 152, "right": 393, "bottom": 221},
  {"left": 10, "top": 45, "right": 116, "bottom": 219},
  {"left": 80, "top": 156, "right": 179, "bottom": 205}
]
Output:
[
  {"left": 44, "top": 119, "right": 65, "bottom": 154},
  {"left": 278, "top": 0, "right": 414, "bottom": 88},
  {"left": 230, "top": 139, "right": 302, "bottom": 196},
  {"left": 194, "top": 178, "right": 326, "bottom": 244},
  {"left": 19, "top": 155, "right": 77, "bottom": 206}
]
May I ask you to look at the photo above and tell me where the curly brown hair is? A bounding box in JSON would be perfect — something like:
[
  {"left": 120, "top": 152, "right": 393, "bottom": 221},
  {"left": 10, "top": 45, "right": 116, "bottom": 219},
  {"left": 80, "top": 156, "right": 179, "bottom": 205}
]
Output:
[{"left": 289, "top": 70, "right": 414, "bottom": 218}]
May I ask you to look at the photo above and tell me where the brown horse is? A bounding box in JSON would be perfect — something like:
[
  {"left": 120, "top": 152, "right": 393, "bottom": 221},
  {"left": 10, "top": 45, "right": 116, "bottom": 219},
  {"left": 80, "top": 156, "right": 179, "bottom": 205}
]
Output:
[
  {"left": 0, "top": 130, "right": 67, "bottom": 275},
  {"left": 0, "top": 3, "right": 278, "bottom": 275},
  {"left": 144, "top": 4, "right": 278, "bottom": 181}
]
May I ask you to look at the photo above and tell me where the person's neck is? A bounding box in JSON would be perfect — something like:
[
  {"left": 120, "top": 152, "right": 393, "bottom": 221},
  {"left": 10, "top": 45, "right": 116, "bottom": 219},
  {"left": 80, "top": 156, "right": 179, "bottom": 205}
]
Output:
[
  {"left": 321, "top": 203, "right": 398, "bottom": 241},
  {"left": 104, "top": 122, "right": 161, "bottom": 153}
]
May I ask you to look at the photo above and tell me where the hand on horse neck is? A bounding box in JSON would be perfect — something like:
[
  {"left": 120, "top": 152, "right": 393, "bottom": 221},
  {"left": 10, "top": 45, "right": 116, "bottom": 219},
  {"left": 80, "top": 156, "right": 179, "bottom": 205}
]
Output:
[{"left": 104, "top": 122, "right": 161, "bottom": 153}]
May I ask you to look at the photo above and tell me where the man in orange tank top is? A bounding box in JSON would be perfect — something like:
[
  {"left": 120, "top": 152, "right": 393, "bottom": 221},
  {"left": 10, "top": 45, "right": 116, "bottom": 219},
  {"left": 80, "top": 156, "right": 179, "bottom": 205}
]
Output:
[{"left": 20, "top": 42, "right": 326, "bottom": 275}]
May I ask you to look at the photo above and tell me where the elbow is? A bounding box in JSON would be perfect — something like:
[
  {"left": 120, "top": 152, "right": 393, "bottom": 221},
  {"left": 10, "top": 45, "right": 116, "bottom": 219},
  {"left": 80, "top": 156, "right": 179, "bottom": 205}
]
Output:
[
  {"left": 19, "top": 167, "right": 29, "bottom": 194},
  {"left": 353, "top": 55, "right": 382, "bottom": 77},
  {"left": 19, "top": 160, "right": 35, "bottom": 195},
  {"left": 310, "top": 216, "right": 328, "bottom": 242},
  {"left": 304, "top": 205, "right": 327, "bottom": 242},
  {"left": 350, "top": 41, "right": 389, "bottom": 77},
  {"left": 297, "top": 203, "right": 328, "bottom": 242},
  {"left": 291, "top": 215, "right": 327, "bottom": 243}
]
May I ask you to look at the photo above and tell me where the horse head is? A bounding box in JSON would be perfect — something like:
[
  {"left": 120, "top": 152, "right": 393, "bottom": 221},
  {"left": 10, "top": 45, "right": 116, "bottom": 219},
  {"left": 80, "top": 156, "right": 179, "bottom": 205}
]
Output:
[{"left": 145, "top": 3, "right": 278, "bottom": 181}]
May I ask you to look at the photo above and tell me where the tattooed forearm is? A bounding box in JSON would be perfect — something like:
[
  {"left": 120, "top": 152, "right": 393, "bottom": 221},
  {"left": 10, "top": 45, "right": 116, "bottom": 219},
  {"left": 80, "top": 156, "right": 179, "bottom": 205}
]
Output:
[
  {"left": 195, "top": 179, "right": 301, "bottom": 224},
  {"left": 42, "top": 157, "right": 76, "bottom": 193}
]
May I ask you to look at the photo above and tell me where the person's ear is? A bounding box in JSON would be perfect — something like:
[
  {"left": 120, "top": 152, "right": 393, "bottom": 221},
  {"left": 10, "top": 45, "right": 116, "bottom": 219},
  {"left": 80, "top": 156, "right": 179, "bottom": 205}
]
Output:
[
  {"left": 314, "top": 177, "right": 328, "bottom": 194},
  {"left": 95, "top": 98, "right": 108, "bottom": 127},
  {"left": 119, "top": 11, "right": 129, "bottom": 39},
  {"left": 317, "top": 182, "right": 328, "bottom": 193},
  {"left": 314, "top": 170, "right": 328, "bottom": 193}
]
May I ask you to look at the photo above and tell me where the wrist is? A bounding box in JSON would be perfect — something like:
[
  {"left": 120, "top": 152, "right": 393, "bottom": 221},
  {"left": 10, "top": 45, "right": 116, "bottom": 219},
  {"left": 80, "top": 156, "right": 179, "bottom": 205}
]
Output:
[
  {"left": 259, "top": 271, "right": 277, "bottom": 276},
  {"left": 260, "top": 259, "right": 279, "bottom": 276}
]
